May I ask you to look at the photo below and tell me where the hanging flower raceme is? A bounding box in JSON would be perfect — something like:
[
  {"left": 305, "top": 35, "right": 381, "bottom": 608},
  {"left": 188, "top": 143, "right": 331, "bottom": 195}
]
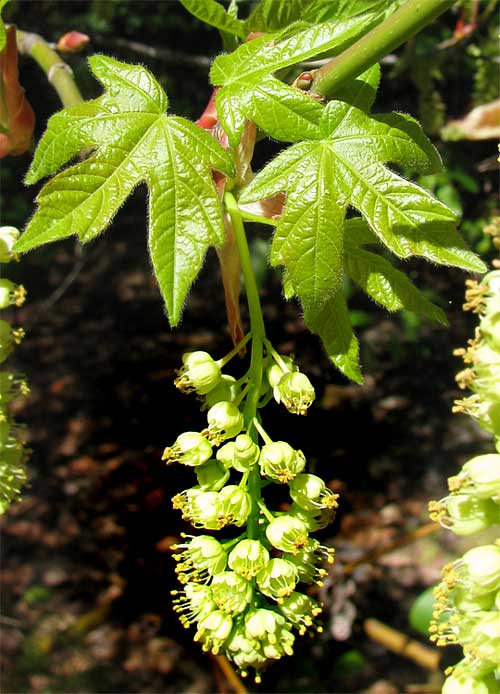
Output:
[
  {"left": 430, "top": 267, "right": 500, "bottom": 692},
  {"left": 0, "top": 226, "right": 30, "bottom": 514},
  {"left": 165, "top": 338, "right": 338, "bottom": 680}
]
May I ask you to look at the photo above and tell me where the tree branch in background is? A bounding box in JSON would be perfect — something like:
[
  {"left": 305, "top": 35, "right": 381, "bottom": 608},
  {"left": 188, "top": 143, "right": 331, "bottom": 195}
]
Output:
[{"left": 15, "top": 27, "right": 83, "bottom": 107}]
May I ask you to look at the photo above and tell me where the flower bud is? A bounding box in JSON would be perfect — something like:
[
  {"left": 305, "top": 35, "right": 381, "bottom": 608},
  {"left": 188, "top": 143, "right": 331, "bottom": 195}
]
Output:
[
  {"left": 56, "top": 31, "right": 90, "bottom": 53},
  {"left": 228, "top": 539, "right": 270, "bottom": 579},
  {"left": 256, "top": 557, "right": 299, "bottom": 602},
  {"left": 289, "top": 473, "right": 339, "bottom": 512},
  {"left": 175, "top": 351, "right": 221, "bottom": 395},
  {"left": 173, "top": 535, "right": 227, "bottom": 583},
  {"left": 203, "top": 374, "right": 241, "bottom": 409},
  {"left": 259, "top": 441, "right": 306, "bottom": 483},
  {"left": 217, "top": 434, "right": 259, "bottom": 472},
  {"left": 210, "top": 571, "right": 252, "bottom": 615},
  {"left": 205, "top": 402, "right": 244, "bottom": 443},
  {"left": 194, "top": 609, "right": 233, "bottom": 654},
  {"left": 275, "top": 372, "right": 315, "bottom": 415},
  {"left": 266, "top": 515, "right": 309, "bottom": 554},
  {"left": 0, "top": 227, "right": 20, "bottom": 263},
  {"left": 461, "top": 544, "right": 500, "bottom": 595},
  {"left": 218, "top": 484, "right": 252, "bottom": 527},
  {"left": 196, "top": 459, "right": 229, "bottom": 490},
  {"left": 162, "top": 432, "right": 212, "bottom": 466}
]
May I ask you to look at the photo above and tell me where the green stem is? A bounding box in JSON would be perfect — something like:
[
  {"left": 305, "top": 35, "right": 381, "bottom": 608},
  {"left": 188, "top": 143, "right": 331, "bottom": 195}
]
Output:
[
  {"left": 311, "top": 0, "right": 453, "bottom": 98},
  {"left": 218, "top": 331, "right": 252, "bottom": 367},
  {"left": 237, "top": 208, "right": 278, "bottom": 227},
  {"left": 225, "top": 191, "right": 266, "bottom": 540},
  {"left": 15, "top": 28, "right": 83, "bottom": 107}
]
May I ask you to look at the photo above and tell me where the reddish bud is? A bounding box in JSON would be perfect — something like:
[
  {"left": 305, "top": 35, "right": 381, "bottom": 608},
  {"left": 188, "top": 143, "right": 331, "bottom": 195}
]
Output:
[{"left": 56, "top": 31, "right": 90, "bottom": 53}]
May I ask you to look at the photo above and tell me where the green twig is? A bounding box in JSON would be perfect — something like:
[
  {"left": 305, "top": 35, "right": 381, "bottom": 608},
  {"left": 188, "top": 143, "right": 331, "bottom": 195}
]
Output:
[
  {"left": 311, "top": 0, "right": 454, "bottom": 98},
  {"left": 15, "top": 28, "right": 83, "bottom": 107}
]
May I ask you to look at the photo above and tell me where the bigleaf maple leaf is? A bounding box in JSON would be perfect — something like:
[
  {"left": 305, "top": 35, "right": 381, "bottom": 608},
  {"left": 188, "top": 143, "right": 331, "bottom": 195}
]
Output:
[
  {"left": 210, "top": 10, "right": 387, "bottom": 146},
  {"left": 239, "top": 73, "right": 485, "bottom": 319},
  {"left": 15, "top": 56, "right": 234, "bottom": 326}
]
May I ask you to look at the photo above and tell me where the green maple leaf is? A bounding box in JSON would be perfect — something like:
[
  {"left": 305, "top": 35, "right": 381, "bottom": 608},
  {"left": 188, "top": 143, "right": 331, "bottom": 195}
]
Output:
[
  {"left": 15, "top": 56, "right": 233, "bottom": 326},
  {"left": 210, "top": 11, "right": 384, "bottom": 146},
  {"left": 344, "top": 218, "right": 448, "bottom": 325},
  {"left": 179, "top": 0, "right": 246, "bottom": 38},
  {"left": 246, "top": 0, "right": 404, "bottom": 32},
  {"left": 240, "top": 80, "right": 485, "bottom": 319}
]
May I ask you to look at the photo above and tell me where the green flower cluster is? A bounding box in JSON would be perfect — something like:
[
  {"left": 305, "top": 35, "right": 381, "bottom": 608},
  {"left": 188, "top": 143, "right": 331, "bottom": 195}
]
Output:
[
  {"left": 0, "top": 226, "right": 30, "bottom": 514},
  {"left": 429, "top": 270, "right": 500, "bottom": 693},
  {"left": 165, "top": 341, "right": 336, "bottom": 681}
]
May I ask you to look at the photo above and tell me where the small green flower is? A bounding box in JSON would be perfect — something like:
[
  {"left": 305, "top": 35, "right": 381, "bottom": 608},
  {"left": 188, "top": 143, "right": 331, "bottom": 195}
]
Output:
[
  {"left": 278, "top": 592, "right": 323, "bottom": 635},
  {"left": 274, "top": 372, "right": 315, "bottom": 415},
  {"left": 0, "top": 372, "right": 29, "bottom": 408},
  {"left": 171, "top": 582, "right": 216, "bottom": 627},
  {"left": 245, "top": 608, "right": 295, "bottom": 660},
  {"left": 228, "top": 539, "right": 270, "bottom": 579},
  {"left": 259, "top": 441, "right": 306, "bottom": 483},
  {"left": 454, "top": 454, "right": 500, "bottom": 500},
  {"left": 224, "top": 626, "right": 268, "bottom": 680},
  {"left": 0, "top": 227, "right": 20, "bottom": 263},
  {"left": 172, "top": 489, "right": 222, "bottom": 530},
  {"left": 217, "top": 434, "right": 260, "bottom": 472},
  {"left": 284, "top": 538, "right": 334, "bottom": 584},
  {"left": 461, "top": 544, "right": 500, "bottom": 595},
  {"left": 289, "top": 473, "right": 339, "bottom": 512},
  {"left": 0, "top": 458, "right": 28, "bottom": 514},
  {"left": 162, "top": 432, "right": 213, "bottom": 466},
  {"left": 434, "top": 494, "right": 500, "bottom": 536},
  {"left": 194, "top": 609, "right": 233, "bottom": 654},
  {"left": 442, "top": 671, "right": 499, "bottom": 694},
  {"left": 0, "top": 279, "right": 26, "bottom": 309},
  {"left": 218, "top": 485, "right": 252, "bottom": 527},
  {"left": 468, "top": 611, "right": 500, "bottom": 663},
  {"left": 173, "top": 535, "right": 227, "bottom": 583},
  {"left": 205, "top": 402, "right": 244, "bottom": 443},
  {"left": 256, "top": 557, "right": 299, "bottom": 602},
  {"left": 175, "top": 351, "right": 222, "bottom": 395},
  {"left": 210, "top": 571, "right": 253, "bottom": 615},
  {"left": 266, "top": 515, "right": 309, "bottom": 554},
  {"left": 289, "top": 502, "right": 335, "bottom": 531}
]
